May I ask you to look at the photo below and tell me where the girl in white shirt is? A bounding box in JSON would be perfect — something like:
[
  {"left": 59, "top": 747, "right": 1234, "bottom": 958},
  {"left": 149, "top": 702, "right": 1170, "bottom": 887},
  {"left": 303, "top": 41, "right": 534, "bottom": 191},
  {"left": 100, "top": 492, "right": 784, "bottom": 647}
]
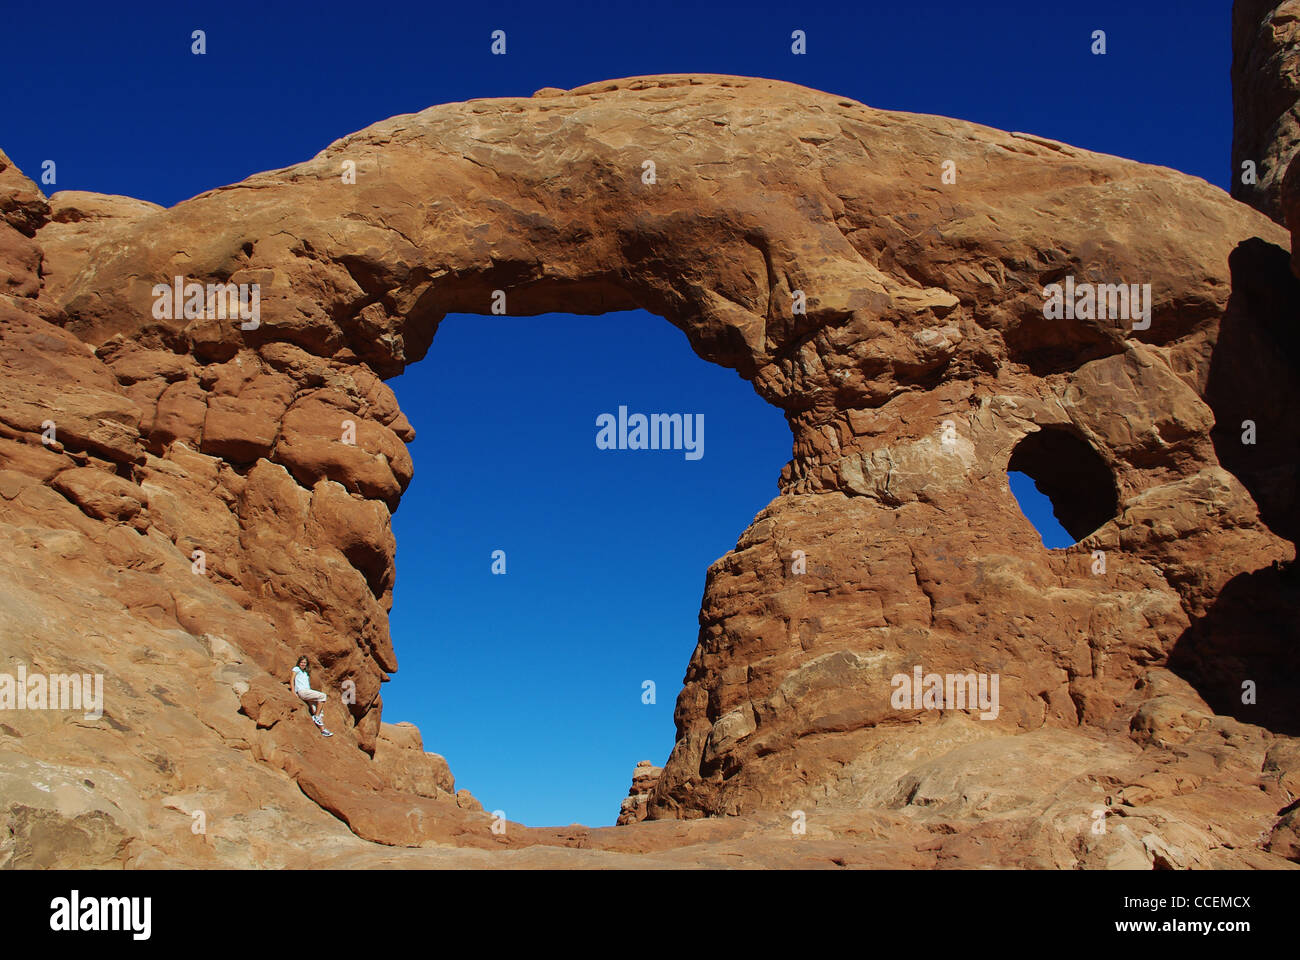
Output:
[{"left": 291, "top": 656, "right": 332, "bottom": 737}]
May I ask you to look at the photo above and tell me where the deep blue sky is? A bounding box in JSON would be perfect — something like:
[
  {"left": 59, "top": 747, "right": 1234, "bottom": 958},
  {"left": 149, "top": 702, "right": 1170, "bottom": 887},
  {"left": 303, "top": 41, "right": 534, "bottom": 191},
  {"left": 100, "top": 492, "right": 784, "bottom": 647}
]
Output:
[{"left": 4, "top": 0, "right": 1219, "bottom": 824}]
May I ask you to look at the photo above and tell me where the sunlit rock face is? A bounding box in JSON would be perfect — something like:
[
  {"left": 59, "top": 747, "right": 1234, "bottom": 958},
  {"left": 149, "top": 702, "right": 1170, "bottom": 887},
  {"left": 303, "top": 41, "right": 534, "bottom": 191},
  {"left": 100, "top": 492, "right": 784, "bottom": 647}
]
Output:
[{"left": 1, "top": 71, "right": 1298, "bottom": 868}]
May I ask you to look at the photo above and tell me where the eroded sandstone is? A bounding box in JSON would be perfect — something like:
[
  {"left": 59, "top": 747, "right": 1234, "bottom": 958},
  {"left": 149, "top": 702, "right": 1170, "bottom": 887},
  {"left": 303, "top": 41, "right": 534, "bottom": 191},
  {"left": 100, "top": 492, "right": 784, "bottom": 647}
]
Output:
[
  {"left": 1, "top": 72, "right": 1298, "bottom": 868},
  {"left": 1233, "top": 0, "right": 1300, "bottom": 222}
]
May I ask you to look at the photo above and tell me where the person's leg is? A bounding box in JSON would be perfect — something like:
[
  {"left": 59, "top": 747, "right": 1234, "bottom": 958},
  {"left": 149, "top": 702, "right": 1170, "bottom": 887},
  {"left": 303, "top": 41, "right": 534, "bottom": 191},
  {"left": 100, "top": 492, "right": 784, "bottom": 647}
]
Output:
[
  {"left": 314, "top": 694, "right": 331, "bottom": 735},
  {"left": 304, "top": 689, "right": 329, "bottom": 733},
  {"left": 298, "top": 689, "right": 325, "bottom": 718}
]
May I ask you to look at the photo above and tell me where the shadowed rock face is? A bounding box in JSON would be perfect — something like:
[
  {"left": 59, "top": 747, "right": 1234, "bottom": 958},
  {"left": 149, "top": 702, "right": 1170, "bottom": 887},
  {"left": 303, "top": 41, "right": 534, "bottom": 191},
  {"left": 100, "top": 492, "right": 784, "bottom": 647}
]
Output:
[
  {"left": 1232, "top": 0, "right": 1300, "bottom": 223},
  {"left": 2, "top": 74, "right": 1299, "bottom": 868}
]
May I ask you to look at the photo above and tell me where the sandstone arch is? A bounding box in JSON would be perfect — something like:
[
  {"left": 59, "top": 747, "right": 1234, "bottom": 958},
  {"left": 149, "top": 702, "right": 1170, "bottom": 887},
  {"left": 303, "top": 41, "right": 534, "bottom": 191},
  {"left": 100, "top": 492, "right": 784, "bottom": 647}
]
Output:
[{"left": 2, "top": 74, "right": 1299, "bottom": 867}]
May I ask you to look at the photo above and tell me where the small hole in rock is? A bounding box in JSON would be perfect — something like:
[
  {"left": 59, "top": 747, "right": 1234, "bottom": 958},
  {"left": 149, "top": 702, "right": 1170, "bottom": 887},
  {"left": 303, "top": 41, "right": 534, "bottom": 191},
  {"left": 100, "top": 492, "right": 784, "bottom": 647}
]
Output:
[{"left": 1007, "top": 427, "right": 1119, "bottom": 545}]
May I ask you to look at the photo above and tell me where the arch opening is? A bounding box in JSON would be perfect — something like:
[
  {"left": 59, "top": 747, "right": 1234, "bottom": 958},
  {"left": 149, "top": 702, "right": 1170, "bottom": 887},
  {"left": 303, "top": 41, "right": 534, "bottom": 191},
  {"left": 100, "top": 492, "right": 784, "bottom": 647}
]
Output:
[
  {"left": 379, "top": 308, "right": 790, "bottom": 827},
  {"left": 1006, "top": 427, "right": 1119, "bottom": 546}
]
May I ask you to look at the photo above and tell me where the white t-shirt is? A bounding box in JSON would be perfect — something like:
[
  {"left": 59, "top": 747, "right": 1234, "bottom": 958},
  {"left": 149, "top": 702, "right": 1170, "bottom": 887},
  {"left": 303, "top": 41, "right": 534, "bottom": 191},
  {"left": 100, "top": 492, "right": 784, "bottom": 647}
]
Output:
[{"left": 292, "top": 666, "right": 311, "bottom": 693}]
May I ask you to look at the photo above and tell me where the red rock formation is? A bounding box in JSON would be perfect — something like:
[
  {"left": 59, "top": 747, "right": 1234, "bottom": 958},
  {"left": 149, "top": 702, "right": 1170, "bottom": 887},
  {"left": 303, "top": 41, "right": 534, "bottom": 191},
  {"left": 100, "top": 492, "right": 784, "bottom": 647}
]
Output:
[
  {"left": 1284, "top": 139, "right": 1300, "bottom": 247},
  {"left": 616, "top": 761, "right": 664, "bottom": 825},
  {"left": 2, "top": 74, "right": 1298, "bottom": 868},
  {"left": 1233, "top": 0, "right": 1300, "bottom": 222}
]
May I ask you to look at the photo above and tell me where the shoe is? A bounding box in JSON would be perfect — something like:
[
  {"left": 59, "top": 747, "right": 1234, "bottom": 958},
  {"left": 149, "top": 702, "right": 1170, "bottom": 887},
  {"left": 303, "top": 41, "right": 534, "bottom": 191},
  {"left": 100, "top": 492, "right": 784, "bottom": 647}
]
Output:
[
  {"left": 320, "top": 728, "right": 333, "bottom": 737},
  {"left": 311, "top": 714, "right": 324, "bottom": 727}
]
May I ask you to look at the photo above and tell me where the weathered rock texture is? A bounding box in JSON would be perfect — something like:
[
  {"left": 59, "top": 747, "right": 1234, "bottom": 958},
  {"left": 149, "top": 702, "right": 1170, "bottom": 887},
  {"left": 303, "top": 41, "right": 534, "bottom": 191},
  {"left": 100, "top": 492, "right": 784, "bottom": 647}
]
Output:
[
  {"left": 2, "top": 74, "right": 1299, "bottom": 868},
  {"left": 1287, "top": 157, "right": 1300, "bottom": 253},
  {"left": 1233, "top": 0, "right": 1300, "bottom": 222},
  {"left": 617, "top": 761, "right": 664, "bottom": 825}
]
